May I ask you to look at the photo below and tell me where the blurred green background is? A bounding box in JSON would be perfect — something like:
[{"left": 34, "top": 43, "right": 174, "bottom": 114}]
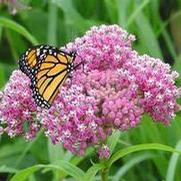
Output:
[{"left": 0, "top": 0, "right": 181, "bottom": 181}]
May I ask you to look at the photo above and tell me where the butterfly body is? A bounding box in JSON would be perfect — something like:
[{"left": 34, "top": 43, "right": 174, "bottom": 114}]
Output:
[{"left": 19, "top": 45, "right": 79, "bottom": 109}]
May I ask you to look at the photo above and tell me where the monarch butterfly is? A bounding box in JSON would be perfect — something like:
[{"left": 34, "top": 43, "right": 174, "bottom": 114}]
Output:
[{"left": 19, "top": 45, "right": 82, "bottom": 109}]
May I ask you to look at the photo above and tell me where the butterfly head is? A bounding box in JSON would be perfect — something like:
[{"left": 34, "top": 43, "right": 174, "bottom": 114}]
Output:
[
  {"left": 69, "top": 50, "right": 77, "bottom": 59},
  {"left": 67, "top": 62, "right": 74, "bottom": 73}
]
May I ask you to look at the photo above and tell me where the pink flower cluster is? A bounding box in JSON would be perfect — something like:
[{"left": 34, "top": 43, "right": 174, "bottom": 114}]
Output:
[
  {"left": 65, "top": 25, "right": 136, "bottom": 71},
  {"left": 123, "top": 55, "right": 179, "bottom": 124},
  {"left": 38, "top": 84, "right": 101, "bottom": 155},
  {"left": 0, "top": 25, "right": 179, "bottom": 158},
  {"left": 0, "top": 70, "right": 38, "bottom": 139},
  {"left": 98, "top": 145, "right": 110, "bottom": 159}
]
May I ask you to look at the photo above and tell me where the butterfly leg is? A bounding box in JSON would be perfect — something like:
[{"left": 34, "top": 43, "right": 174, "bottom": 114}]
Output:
[{"left": 67, "top": 73, "right": 73, "bottom": 86}]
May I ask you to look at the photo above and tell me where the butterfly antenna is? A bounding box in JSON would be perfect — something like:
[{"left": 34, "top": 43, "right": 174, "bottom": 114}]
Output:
[
  {"left": 74, "top": 53, "right": 86, "bottom": 74},
  {"left": 62, "top": 45, "right": 86, "bottom": 73}
]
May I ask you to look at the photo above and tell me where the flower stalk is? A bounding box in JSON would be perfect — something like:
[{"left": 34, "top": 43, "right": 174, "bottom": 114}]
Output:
[
  {"left": 100, "top": 158, "right": 109, "bottom": 181},
  {"left": 101, "top": 167, "right": 109, "bottom": 181}
]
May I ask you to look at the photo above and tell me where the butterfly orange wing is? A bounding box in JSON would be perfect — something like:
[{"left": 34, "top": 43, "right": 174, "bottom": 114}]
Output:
[{"left": 19, "top": 45, "right": 76, "bottom": 109}]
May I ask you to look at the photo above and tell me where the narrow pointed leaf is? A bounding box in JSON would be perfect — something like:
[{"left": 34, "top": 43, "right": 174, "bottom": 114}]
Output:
[
  {"left": 10, "top": 162, "right": 85, "bottom": 181},
  {"left": 0, "top": 17, "right": 38, "bottom": 45}
]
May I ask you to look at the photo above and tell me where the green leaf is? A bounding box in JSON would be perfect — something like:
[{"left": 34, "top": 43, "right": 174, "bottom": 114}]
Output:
[
  {"left": 0, "top": 25, "right": 2, "bottom": 41},
  {"left": 57, "top": 148, "right": 95, "bottom": 179},
  {"left": 126, "top": 0, "right": 150, "bottom": 27},
  {"left": 10, "top": 162, "right": 85, "bottom": 181},
  {"left": 0, "top": 17, "right": 38, "bottom": 45},
  {"left": 14, "top": 131, "right": 43, "bottom": 168},
  {"left": 19, "top": 9, "right": 48, "bottom": 43},
  {"left": 52, "top": 0, "right": 85, "bottom": 24},
  {"left": 104, "top": 0, "right": 118, "bottom": 23},
  {"left": 52, "top": 0, "right": 96, "bottom": 39},
  {"left": 84, "top": 143, "right": 181, "bottom": 180},
  {"left": 161, "top": 29, "right": 178, "bottom": 61},
  {"left": 113, "top": 153, "right": 155, "bottom": 180},
  {"left": 0, "top": 139, "right": 25, "bottom": 159},
  {"left": 173, "top": 55, "right": 181, "bottom": 75},
  {"left": 155, "top": 12, "right": 180, "bottom": 62},
  {"left": 134, "top": 12, "right": 163, "bottom": 58},
  {"left": 116, "top": 0, "right": 131, "bottom": 27},
  {"left": 107, "top": 130, "right": 121, "bottom": 154},
  {"left": 70, "top": 147, "right": 94, "bottom": 165},
  {"left": 47, "top": 140, "right": 64, "bottom": 165},
  {"left": 47, "top": 1, "right": 58, "bottom": 45},
  {"left": 0, "top": 165, "right": 18, "bottom": 173},
  {"left": 10, "top": 166, "right": 40, "bottom": 181},
  {"left": 156, "top": 11, "right": 181, "bottom": 37},
  {"left": 84, "top": 163, "right": 104, "bottom": 181},
  {"left": 0, "top": 63, "right": 6, "bottom": 88},
  {"left": 108, "top": 143, "right": 181, "bottom": 166},
  {"left": 166, "top": 139, "right": 181, "bottom": 181},
  {"left": 47, "top": 140, "right": 65, "bottom": 181}
]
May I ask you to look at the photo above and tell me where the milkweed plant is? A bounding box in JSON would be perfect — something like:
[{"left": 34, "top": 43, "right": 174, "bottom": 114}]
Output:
[{"left": 0, "top": 25, "right": 180, "bottom": 163}]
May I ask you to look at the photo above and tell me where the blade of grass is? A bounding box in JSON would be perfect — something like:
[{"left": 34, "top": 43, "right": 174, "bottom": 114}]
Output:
[
  {"left": 0, "top": 165, "right": 18, "bottom": 173},
  {"left": 0, "top": 25, "right": 2, "bottom": 41},
  {"left": 107, "top": 130, "right": 121, "bottom": 154},
  {"left": 10, "top": 163, "right": 85, "bottom": 181},
  {"left": 156, "top": 11, "right": 181, "bottom": 37},
  {"left": 166, "top": 139, "right": 181, "bottom": 181},
  {"left": 47, "top": 1, "right": 58, "bottom": 45},
  {"left": 0, "top": 17, "right": 38, "bottom": 45},
  {"left": 84, "top": 163, "right": 105, "bottom": 181},
  {"left": 116, "top": 0, "right": 130, "bottom": 28},
  {"left": 135, "top": 11, "right": 163, "bottom": 58},
  {"left": 52, "top": 0, "right": 85, "bottom": 24},
  {"left": 162, "top": 29, "right": 178, "bottom": 61},
  {"left": 0, "top": 63, "right": 6, "bottom": 88},
  {"left": 173, "top": 55, "right": 181, "bottom": 75},
  {"left": 57, "top": 148, "right": 95, "bottom": 179},
  {"left": 113, "top": 153, "right": 155, "bottom": 180},
  {"left": 126, "top": 0, "right": 150, "bottom": 28},
  {"left": 149, "top": 0, "right": 161, "bottom": 28},
  {"left": 155, "top": 13, "right": 179, "bottom": 61},
  {"left": 5, "top": 29, "right": 19, "bottom": 61},
  {"left": 52, "top": 0, "right": 96, "bottom": 38},
  {"left": 104, "top": 0, "right": 118, "bottom": 23},
  {"left": 108, "top": 143, "right": 181, "bottom": 166}
]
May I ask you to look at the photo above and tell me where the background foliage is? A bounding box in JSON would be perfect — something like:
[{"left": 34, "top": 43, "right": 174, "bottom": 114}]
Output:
[{"left": 0, "top": 0, "right": 181, "bottom": 180}]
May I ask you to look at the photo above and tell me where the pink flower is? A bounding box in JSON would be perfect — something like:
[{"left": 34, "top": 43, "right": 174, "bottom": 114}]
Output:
[
  {"left": 0, "top": 25, "right": 179, "bottom": 157},
  {"left": 38, "top": 69, "right": 143, "bottom": 154},
  {"left": 65, "top": 24, "right": 178, "bottom": 125},
  {"left": 0, "top": 70, "right": 39, "bottom": 139},
  {"left": 38, "top": 84, "right": 100, "bottom": 155},
  {"left": 64, "top": 25, "right": 136, "bottom": 71},
  {"left": 123, "top": 55, "right": 178, "bottom": 124},
  {"left": 98, "top": 145, "right": 110, "bottom": 159}
]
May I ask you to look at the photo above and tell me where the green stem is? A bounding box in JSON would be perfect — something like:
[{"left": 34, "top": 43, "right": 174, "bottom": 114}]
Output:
[
  {"left": 100, "top": 158, "right": 109, "bottom": 181},
  {"left": 101, "top": 167, "right": 109, "bottom": 181}
]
